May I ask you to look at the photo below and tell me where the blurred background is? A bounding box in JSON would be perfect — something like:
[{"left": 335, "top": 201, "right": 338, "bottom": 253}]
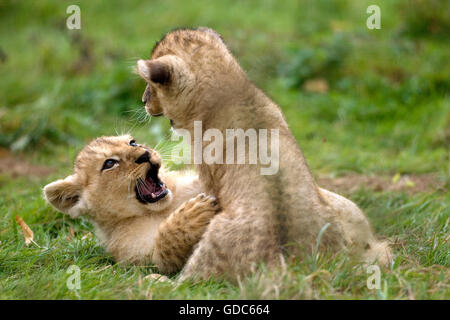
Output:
[
  {"left": 0, "top": 0, "right": 448, "bottom": 299},
  {"left": 0, "top": 0, "right": 448, "bottom": 176}
]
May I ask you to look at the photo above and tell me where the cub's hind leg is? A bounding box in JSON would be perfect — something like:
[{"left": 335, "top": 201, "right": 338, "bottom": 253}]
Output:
[
  {"left": 152, "top": 193, "right": 220, "bottom": 274},
  {"left": 179, "top": 212, "right": 281, "bottom": 282}
]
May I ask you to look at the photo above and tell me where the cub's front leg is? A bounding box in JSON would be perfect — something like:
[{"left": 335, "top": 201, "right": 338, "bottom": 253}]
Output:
[{"left": 152, "top": 193, "right": 220, "bottom": 274}]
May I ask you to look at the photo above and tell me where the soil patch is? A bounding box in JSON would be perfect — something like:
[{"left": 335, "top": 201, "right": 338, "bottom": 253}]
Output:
[
  {"left": 318, "top": 173, "right": 446, "bottom": 195},
  {"left": 0, "top": 148, "right": 53, "bottom": 178}
]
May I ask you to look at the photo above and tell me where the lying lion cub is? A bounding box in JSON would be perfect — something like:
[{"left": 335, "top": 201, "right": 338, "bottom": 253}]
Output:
[
  {"left": 136, "top": 27, "right": 392, "bottom": 280},
  {"left": 43, "top": 135, "right": 219, "bottom": 274}
]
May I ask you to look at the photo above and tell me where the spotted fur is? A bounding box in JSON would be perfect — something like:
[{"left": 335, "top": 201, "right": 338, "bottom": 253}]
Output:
[
  {"left": 43, "top": 135, "right": 219, "bottom": 274},
  {"left": 136, "top": 28, "right": 392, "bottom": 281}
]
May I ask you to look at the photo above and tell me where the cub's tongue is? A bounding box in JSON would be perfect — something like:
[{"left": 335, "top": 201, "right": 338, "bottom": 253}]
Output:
[
  {"left": 139, "top": 176, "right": 164, "bottom": 198},
  {"left": 141, "top": 176, "right": 157, "bottom": 195}
]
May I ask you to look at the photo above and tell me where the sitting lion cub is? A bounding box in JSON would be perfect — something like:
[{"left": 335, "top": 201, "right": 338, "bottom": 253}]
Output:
[
  {"left": 43, "top": 135, "right": 219, "bottom": 274},
  {"left": 136, "top": 27, "right": 392, "bottom": 280}
]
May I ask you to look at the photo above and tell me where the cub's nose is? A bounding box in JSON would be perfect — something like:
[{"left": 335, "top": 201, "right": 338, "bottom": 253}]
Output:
[{"left": 135, "top": 151, "right": 150, "bottom": 164}]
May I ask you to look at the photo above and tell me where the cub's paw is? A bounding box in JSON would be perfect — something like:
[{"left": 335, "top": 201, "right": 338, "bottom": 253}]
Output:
[
  {"left": 144, "top": 273, "right": 173, "bottom": 284},
  {"left": 183, "top": 193, "right": 220, "bottom": 222}
]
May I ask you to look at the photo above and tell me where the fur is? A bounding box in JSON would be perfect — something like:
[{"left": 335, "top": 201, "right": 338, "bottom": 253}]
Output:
[
  {"left": 43, "top": 135, "right": 219, "bottom": 274},
  {"left": 136, "top": 28, "right": 392, "bottom": 281}
]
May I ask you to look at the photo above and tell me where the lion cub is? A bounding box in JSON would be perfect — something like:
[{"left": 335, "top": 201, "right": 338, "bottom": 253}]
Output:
[
  {"left": 43, "top": 135, "right": 219, "bottom": 274},
  {"left": 136, "top": 28, "right": 392, "bottom": 280}
]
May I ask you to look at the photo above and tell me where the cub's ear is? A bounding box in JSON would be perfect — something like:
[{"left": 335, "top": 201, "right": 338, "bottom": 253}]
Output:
[
  {"left": 137, "top": 59, "right": 171, "bottom": 84},
  {"left": 43, "top": 175, "right": 86, "bottom": 218}
]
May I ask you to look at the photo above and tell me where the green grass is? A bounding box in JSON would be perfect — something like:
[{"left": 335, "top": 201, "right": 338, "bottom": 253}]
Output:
[{"left": 0, "top": 0, "right": 449, "bottom": 299}]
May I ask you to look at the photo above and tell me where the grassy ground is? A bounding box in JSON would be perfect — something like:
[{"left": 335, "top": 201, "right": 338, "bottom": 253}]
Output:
[{"left": 0, "top": 0, "right": 449, "bottom": 299}]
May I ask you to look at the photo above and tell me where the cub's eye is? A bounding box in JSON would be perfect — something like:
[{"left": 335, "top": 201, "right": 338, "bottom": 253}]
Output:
[
  {"left": 129, "top": 140, "right": 137, "bottom": 147},
  {"left": 102, "top": 159, "right": 118, "bottom": 171}
]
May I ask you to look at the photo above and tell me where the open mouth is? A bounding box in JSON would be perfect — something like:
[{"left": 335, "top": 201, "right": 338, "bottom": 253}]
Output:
[{"left": 135, "top": 165, "right": 168, "bottom": 204}]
